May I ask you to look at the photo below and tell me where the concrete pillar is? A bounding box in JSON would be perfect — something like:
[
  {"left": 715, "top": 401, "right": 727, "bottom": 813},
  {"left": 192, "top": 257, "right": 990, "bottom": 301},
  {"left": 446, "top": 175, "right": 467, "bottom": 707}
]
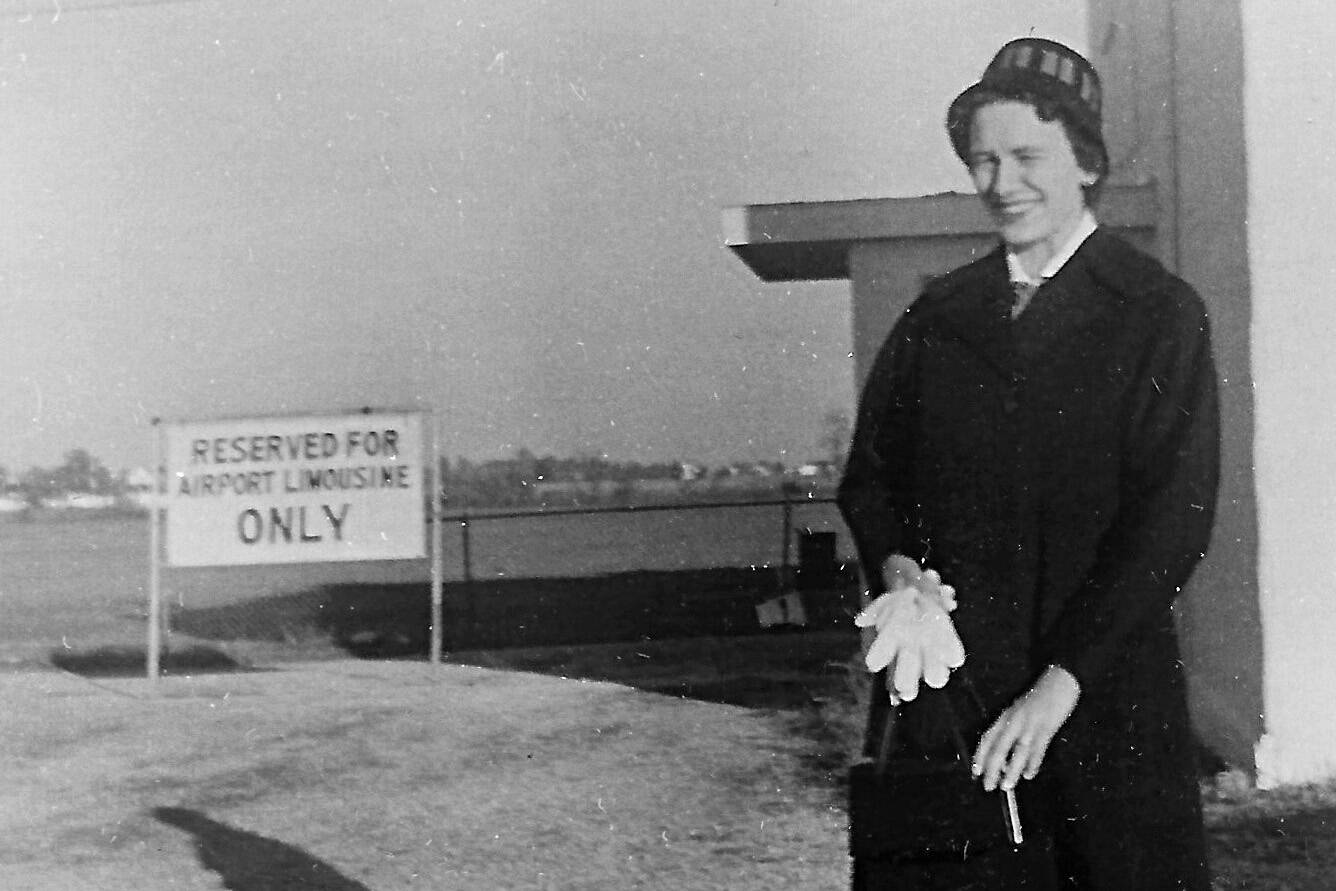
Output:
[{"left": 1240, "top": 3, "right": 1336, "bottom": 788}]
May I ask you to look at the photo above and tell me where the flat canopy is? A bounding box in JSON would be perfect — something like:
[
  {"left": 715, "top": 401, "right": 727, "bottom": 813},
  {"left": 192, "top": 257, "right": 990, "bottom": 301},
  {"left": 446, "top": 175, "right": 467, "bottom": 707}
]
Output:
[{"left": 722, "top": 185, "right": 1160, "bottom": 282}]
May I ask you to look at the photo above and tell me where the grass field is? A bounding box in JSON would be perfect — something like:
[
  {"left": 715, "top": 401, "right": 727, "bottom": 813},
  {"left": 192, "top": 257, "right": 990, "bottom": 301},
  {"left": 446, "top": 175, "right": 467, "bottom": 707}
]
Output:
[
  {"left": 2, "top": 512, "right": 1335, "bottom": 888},
  {"left": 0, "top": 654, "right": 854, "bottom": 890}
]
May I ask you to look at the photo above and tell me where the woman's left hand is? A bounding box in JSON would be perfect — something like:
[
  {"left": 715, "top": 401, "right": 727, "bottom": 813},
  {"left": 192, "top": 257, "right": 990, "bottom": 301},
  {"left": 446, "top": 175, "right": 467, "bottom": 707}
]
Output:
[{"left": 972, "top": 665, "right": 1081, "bottom": 792}]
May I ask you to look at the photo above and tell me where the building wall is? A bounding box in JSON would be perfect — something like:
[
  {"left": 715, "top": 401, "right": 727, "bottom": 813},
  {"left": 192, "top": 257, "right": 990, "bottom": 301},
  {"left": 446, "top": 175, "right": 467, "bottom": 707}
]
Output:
[
  {"left": 1239, "top": 3, "right": 1336, "bottom": 787},
  {"left": 1085, "top": 0, "right": 1265, "bottom": 776},
  {"left": 1093, "top": 0, "right": 1336, "bottom": 786},
  {"left": 1169, "top": 0, "right": 1267, "bottom": 784},
  {"left": 848, "top": 237, "right": 993, "bottom": 382}
]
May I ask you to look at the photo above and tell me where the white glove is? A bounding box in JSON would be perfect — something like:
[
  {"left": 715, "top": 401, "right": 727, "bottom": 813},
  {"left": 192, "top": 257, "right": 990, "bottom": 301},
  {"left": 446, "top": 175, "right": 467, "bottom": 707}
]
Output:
[{"left": 854, "top": 555, "right": 965, "bottom": 702}]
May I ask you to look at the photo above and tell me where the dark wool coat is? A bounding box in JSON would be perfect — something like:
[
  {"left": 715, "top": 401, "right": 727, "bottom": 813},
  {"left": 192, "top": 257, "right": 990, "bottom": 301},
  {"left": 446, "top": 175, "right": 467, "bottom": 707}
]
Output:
[{"left": 839, "top": 230, "right": 1219, "bottom": 890}]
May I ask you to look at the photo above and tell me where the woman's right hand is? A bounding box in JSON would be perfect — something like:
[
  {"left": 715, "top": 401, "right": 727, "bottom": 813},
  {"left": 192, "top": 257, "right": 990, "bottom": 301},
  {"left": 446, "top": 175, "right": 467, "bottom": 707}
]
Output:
[{"left": 854, "top": 555, "right": 965, "bottom": 702}]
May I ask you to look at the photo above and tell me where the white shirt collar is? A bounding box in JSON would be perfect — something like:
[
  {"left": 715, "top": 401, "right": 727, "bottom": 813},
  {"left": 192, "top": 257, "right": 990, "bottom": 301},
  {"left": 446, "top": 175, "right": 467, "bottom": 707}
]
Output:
[{"left": 1006, "top": 211, "right": 1099, "bottom": 286}]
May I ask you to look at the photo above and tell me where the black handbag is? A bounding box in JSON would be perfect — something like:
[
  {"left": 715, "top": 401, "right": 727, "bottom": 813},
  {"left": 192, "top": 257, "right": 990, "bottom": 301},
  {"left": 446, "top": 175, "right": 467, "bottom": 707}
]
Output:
[{"left": 848, "top": 674, "right": 1028, "bottom": 863}]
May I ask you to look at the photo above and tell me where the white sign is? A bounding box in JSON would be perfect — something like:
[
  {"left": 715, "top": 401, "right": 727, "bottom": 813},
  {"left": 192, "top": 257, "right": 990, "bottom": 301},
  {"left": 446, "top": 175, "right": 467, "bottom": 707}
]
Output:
[{"left": 162, "top": 411, "right": 427, "bottom": 566}]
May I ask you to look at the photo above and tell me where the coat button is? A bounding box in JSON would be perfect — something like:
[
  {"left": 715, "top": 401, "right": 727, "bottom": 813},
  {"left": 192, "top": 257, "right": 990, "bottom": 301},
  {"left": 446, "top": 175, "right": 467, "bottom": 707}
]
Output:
[{"left": 1003, "top": 374, "right": 1023, "bottom": 414}]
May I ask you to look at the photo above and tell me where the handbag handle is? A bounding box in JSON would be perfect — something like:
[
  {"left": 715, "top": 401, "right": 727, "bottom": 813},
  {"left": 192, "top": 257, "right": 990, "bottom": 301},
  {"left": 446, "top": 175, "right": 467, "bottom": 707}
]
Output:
[
  {"left": 871, "top": 669, "right": 987, "bottom": 779},
  {"left": 867, "top": 670, "right": 1027, "bottom": 846}
]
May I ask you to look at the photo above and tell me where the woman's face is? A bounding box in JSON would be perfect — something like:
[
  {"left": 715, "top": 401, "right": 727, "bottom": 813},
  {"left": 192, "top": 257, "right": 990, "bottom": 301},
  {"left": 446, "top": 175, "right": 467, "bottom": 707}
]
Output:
[{"left": 967, "top": 100, "right": 1091, "bottom": 268}]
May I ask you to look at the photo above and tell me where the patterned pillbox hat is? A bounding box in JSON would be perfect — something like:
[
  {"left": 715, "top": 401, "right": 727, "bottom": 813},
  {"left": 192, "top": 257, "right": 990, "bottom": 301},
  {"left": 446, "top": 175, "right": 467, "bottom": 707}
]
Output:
[{"left": 947, "top": 37, "right": 1107, "bottom": 176}]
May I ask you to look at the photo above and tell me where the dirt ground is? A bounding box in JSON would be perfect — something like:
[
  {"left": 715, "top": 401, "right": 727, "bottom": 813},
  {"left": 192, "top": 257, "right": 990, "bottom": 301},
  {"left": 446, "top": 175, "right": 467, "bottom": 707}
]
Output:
[
  {"left": 0, "top": 659, "right": 850, "bottom": 890},
  {"left": 5, "top": 638, "right": 1336, "bottom": 890}
]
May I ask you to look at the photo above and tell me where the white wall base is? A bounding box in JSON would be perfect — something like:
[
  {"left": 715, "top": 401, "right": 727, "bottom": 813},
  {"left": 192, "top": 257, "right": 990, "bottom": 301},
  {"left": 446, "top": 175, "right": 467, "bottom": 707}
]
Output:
[{"left": 1255, "top": 733, "right": 1336, "bottom": 791}]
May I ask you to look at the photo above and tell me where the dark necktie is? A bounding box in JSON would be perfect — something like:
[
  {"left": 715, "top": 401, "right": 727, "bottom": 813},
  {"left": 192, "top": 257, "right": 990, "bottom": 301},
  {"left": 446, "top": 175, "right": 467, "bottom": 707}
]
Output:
[{"left": 1010, "top": 280, "right": 1040, "bottom": 320}]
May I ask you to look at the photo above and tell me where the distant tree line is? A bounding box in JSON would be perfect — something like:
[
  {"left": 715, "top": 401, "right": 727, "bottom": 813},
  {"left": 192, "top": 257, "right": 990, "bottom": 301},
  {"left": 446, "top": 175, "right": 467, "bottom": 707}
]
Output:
[
  {"left": 441, "top": 449, "right": 688, "bottom": 509},
  {"left": 0, "top": 448, "right": 126, "bottom": 506},
  {"left": 3, "top": 427, "right": 849, "bottom": 513},
  {"left": 437, "top": 411, "right": 852, "bottom": 509},
  {"left": 437, "top": 448, "right": 839, "bottom": 510}
]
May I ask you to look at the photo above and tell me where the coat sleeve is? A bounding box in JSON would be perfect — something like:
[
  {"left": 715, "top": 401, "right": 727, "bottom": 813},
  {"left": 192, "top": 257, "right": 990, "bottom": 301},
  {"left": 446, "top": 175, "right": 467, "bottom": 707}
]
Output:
[
  {"left": 837, "top": 308, "right": 922, "bottom": 596},
  {"left": 1038, "top": 286, "right": 1220, "bottom": 688}
]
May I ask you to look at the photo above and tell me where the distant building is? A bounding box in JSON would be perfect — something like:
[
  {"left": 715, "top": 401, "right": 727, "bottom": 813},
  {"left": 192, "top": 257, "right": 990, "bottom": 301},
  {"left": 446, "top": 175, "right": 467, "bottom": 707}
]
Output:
[
  {"left": 677, "top": 462, "right": 706, "bottom": 482},
  {"left": 41, "top": 493, "right": 117, "bottom": 510},
  {"left": 123, "top": 467, "right": 157, "bottom": 507}
]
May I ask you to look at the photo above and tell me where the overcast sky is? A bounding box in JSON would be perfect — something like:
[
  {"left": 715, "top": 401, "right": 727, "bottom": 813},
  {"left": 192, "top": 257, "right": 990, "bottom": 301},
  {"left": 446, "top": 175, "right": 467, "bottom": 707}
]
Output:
[{"left": 0, "top": 0, "right": 1085, "bottom": 472}]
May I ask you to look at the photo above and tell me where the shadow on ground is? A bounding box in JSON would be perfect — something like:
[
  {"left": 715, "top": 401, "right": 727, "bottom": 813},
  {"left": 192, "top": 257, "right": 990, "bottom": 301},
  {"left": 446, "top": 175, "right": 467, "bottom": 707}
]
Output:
[
  {"left": 153, "top": 807, "right": 370, "bottom": 891},
  {"left": 451, "top": 629, "right": 863, "bottom": 708},
  {"left": 169, "top": 566, "right": 861, "bottom": 659},
  {"left": 51, "top": 644, "right": 252, "bottom": 678},
  {"left": 164, "top": 567, "right": 864, "bottom": 718}
]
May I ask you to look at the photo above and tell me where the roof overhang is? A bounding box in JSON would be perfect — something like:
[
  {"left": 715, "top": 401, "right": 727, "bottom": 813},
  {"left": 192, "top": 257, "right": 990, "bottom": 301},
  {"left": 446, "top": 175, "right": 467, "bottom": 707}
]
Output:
[{"left": 722, "top": 184, "right": 1161, "bottom": 282}]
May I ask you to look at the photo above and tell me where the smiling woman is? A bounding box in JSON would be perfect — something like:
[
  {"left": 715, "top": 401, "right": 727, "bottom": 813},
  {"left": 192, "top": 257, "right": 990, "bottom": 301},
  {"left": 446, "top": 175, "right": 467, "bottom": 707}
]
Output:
[
  {"left": 965, "top": 101, "right": 1094, "bottom": 276},
  {"left": 840, "top": 36, "right": 1219, "bottom": 891}
]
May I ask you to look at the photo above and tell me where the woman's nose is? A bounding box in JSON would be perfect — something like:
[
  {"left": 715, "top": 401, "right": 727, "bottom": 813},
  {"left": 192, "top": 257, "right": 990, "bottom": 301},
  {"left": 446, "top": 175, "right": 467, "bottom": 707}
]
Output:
[{"left": 989, "top": 158, "right": 1022, "bottom": 195}]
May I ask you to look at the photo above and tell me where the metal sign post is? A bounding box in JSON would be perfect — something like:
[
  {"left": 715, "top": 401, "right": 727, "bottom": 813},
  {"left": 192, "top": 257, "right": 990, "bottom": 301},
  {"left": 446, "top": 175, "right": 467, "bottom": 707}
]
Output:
[
  {"left": 147, "top": 418, "right": 163, "bottom": 683},
  {"left": 429, "top": 412, "right": 444, "bottom": 663}
]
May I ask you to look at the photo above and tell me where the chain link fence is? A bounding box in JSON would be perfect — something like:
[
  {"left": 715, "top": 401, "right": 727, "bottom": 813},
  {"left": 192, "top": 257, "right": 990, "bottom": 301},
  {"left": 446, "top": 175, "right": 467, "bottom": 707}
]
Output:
[{"left": 0, "top": 498, "right": 860, "bottom": 671}]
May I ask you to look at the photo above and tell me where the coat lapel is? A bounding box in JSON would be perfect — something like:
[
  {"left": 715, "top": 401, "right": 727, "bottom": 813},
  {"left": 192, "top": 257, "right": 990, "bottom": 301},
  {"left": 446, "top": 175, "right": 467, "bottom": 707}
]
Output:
[
  {"left": 922, "top": 231, "right": 1127, "bottom": 379},
  {"left": 1011, "top": 233, "right": 1124, "bottom": 370},
  {"left": 925, "top": 249, "right": 1019, "bottom": 380}
]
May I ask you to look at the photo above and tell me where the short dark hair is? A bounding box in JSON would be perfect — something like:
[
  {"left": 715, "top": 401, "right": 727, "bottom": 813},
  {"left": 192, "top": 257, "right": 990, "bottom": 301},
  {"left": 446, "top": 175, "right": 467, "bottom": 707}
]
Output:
[{"left": 959, "top": 88, "right": 1108, "bottom": 206}]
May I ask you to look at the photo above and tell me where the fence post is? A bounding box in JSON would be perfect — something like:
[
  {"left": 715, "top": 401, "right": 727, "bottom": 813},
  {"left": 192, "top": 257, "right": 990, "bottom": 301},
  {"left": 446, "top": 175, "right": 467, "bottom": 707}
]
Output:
[
  {"left": 460, "top": 509, "right": 473, "bottom": 583},
  {"left": 459, "top": 507, "right": 477, "bottom": 646}
]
